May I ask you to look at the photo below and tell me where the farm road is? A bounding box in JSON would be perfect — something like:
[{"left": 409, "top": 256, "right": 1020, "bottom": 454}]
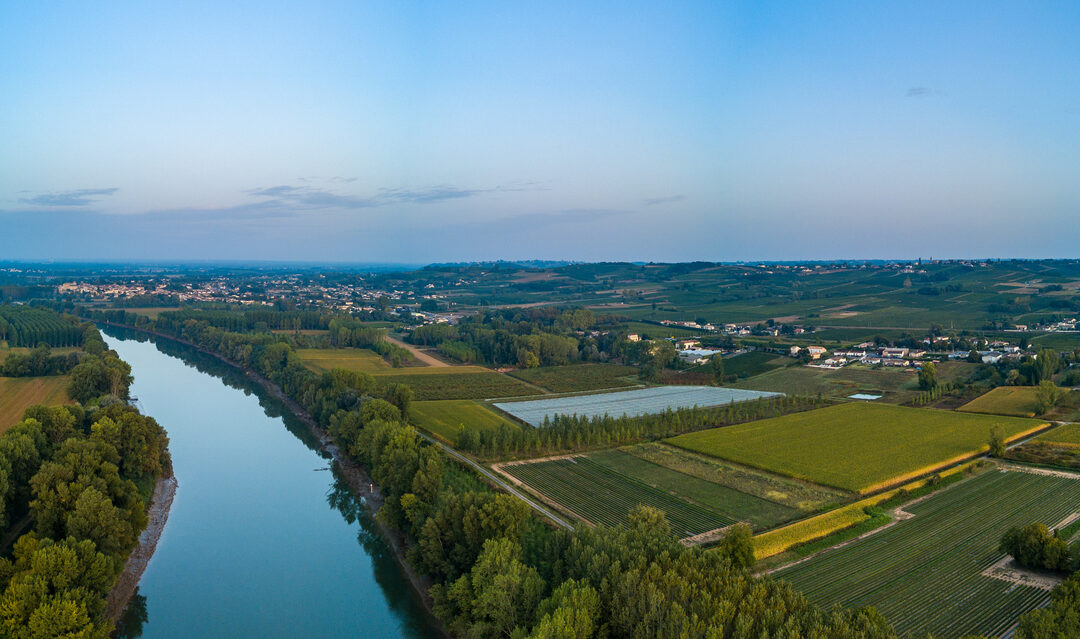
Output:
[
  {"left": 417, "top": 432, "right": 575, "bottom": 530},
  {"left": 386, "top": 335, "right": 450, "bottom": 367}
]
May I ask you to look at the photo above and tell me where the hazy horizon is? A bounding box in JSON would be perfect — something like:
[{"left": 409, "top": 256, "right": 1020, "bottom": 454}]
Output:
[{"left": 2, "top": 1, "right": 1078, "bottom": 262}]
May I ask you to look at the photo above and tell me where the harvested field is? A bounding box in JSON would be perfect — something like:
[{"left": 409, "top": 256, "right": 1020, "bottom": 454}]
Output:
[
  {"left": 494, "top": 385, "right": 781, "bottom": 427},
  {"left": 0, "top": 376, "right": 71, "bottom": 432},
  {"left": 774, "top": 470, "right": 1080, "bottom": 638},
  {"left": 667, "top": 403, "right": 1046, "bottom": 493}
]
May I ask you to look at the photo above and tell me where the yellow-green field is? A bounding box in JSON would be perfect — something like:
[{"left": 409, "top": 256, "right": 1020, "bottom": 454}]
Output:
[
  {"left": 667, "top": 403, "right": 1046, "bottom": 493},
  {"left": 122, "top": 306, "right": 180, "bottom": 319},
  {"left": 410, "top": 400, "right": 520, "bottom": 442},
  {"left": 297, "top": 348, "right": 491, "bottom": 376},
  {"left": 958, "top": 386, "right": 1040, "bottom": 417},
  {"left": 297, "top": 348, "right": 394, "bottom": 373},
  {"left": 1034, "top": 423, "right": 1080, "bottom": 448},
  {"left": 0, "top": 376, "right": 72, "bottom": 432}
]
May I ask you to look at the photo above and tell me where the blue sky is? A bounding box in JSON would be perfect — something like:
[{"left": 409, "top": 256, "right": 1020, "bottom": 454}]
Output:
[{"left": 1, "top": 1, "right": 1077, "bottom": 262}]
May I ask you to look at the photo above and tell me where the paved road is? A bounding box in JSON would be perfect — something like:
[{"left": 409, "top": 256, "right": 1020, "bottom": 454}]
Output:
[{"left": 417, "top": 432, "right": 575, "bottom": 530}]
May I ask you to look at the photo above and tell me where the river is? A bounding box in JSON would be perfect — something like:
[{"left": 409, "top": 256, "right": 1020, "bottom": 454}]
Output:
[{"left": 102, "top": 328, "right": 442, "bottom": 638}]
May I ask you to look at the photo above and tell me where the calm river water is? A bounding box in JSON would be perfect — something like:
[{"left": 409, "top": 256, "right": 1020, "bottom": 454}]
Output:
[{"left": 103, "top": 328, "right": 441, "bottom": 638}]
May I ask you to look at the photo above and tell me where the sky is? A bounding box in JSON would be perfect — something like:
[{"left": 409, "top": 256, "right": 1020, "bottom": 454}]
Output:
[{"left": 1, "top": 1, "right": 1078, "bottom": 263}]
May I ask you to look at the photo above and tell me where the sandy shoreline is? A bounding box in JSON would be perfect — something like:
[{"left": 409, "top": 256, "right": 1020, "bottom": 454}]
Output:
[{"left": 105, "top": 473, "right": 178, "bottom": 623}]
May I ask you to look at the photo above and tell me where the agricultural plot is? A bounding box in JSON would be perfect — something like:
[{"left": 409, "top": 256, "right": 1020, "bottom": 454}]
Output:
[
  {"left": 1035, "top": 423, "right": 1080, "bottom": 448},
  {"left": 0, "top": 376, "right": 71, "bottom": 432},
  {"left": 297, "top": 348, "right": 392, "bottom": 373},
  {"left": 1006, "top": 423, "right": 1080, "bottom": 469},
  {"left": 508, "top": 363, "right": 639, "bottom": 393},
  {"left": 374, "top": 372, "right": 542, "bottom": 401},
  {"left": 667, "top": 403, "right": 1046, "bottom": 493},
  {"left": 959, "top": 386, "right": 1040, "bottom": 417},
  {"left": 585, "top": 449, "right": 800, "bottom": 529},
  {"left": 623, "top": 443, "right": 847, "bottom": 512},
  {"left": 498, "top": 455, "right": 735, "bottom": 537},
  {"left": 733, "top": 362, "right": 973, "bottom": 403},
  {"left": 410, "top": 400, "right": 520, "bottom": 443},
  {"left": 723, "top": 351, "right": 789, "bottom": 378},
  {"left": 494, "top": 385, "right": 781, "bottom": 427},
  {"left": 774, "top": 470, "right": 1080, "bottom": 638}
]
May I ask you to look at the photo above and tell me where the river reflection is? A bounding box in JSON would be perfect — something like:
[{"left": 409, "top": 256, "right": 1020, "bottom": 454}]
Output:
[{"left": 103, "top": 327, "right": 440, "bottom": 638}]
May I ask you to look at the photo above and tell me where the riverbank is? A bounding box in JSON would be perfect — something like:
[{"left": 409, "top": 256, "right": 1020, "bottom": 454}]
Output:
[
  {"left": 98, "top": 322, "right": 446, "bottom": 634},
  {"left": 106, "top": 473, "right": 178, "bottom": 623}
]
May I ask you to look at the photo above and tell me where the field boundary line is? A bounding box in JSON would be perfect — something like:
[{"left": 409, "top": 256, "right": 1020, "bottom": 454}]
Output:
[
  {"left": 999, "top": 462, "right": 1080, "bottom": 480},
  {"left": 417, "top": 432, "right": 575, "bottom": 530},
  {"left": 384, "top": 335, "right": 451, "bottom": 367},
  {"left": 489, "top": 461, "right": 595, "bottom": 526},
  {"left": 681, "top": 524, "right": 737, "bottom": 547}
]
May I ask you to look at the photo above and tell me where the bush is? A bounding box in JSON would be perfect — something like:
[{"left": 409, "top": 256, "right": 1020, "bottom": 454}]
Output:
[{"left": 999, "top": 523, "right": 1074, "bottom": 572}]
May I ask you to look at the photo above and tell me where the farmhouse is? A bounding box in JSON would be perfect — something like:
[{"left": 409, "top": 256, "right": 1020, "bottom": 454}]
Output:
[
  {"left": 627, "top": 333, "right": 641, "bottom": 342},
  {"left": 881, "top": 347, "right": 909, "bottom": 358},
  {"left": 981, "top": 351, "right": 1004, "bottom": 364},
  {"left": 676, "top": 339, "right": 701, "bottom": 350},
  {"left": 678, "top": 348, "right": 722, "bottom": 364},
  {"left": 806, "top": 346, "right": 826, "bottom": 359},
  {"left": 790, "top": 345, "right": 802, "bottom": 356}
]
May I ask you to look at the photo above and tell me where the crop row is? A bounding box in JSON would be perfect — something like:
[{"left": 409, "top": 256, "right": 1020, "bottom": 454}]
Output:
[
  {"left": 508, "top": 363, "right": 639, "bottom": 393},
  {"left": 373, "top": 372, "right": 543, "bottom": 400},
  {"left": 504, "top": 456, "right": 734, "bottom": 537},
  {"left": 775, "top": 471, "right": 1080, "bottom": 637}
]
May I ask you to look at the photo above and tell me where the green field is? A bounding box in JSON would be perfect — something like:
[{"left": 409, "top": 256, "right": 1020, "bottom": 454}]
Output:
[
  {"left": 775, "top": 470, "right": 1080, "bottom": 638},
  {"left": 297, "top": 348, "right": 393, "bottom": 373},
  {"left": 724, "top": 351, "right": 789, "bottom": 378},
  {"left": 731, "top": 361, "right": 974, "bottom": 402},
  {"left": 410, "top": 400, "right": 521, "bottom": 442},
  {"left": 959, "top": 386, "right": 1040, "bottom": 417},
  {"left": 1035, "top": 422, "right": 1080, "bottom": 447},
  {"left": 620, "top": 321, "right": 703, "bottom": 339},
  {"left": 508, "top": 363, "right": 639, "bottom": 392},
  {"left": 499, "top": 455, "right": 736, "bottom": 537},
  {"left": 374, "top": 372, "right": 543, "bottom": 400},
  {"left": 586, "top": 449, "right": 800, "bottom": 529},
  {"left": 667, "top": 403, "right": 1047, "bottom": 493},
  {"left": 622, "top": 442, "right": 847, "bottom": 512},
  {"left": 0, "top": 376, "right": 71, "bottom": 432},
  {"left": 122, "top": 306, "right": 181, "bottom": 319}
]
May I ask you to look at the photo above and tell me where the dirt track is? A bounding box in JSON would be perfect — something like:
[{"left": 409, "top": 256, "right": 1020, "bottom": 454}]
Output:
[{"left": 385, "top": 336, "right": 449, "bottom": 367}]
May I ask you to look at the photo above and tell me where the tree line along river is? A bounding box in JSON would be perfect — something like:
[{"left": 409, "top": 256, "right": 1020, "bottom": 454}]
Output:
[{"left": 103, "top": 327, "right": 441, "bottom": 638}]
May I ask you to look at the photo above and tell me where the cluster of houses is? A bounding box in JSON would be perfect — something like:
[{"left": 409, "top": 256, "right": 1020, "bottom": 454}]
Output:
[
  {"left": 789, "top": 338, "right": 1035, "bottom": 370},
  {"left": 791, "top": 344, "right": 936, "bottom": 369}
]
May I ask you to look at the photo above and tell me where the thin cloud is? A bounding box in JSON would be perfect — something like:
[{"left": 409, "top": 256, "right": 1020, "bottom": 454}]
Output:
[
  {"left": 245, "top": 182, "right": 540, "bottom": 210},
  {"left": 906, "top": 87, "right": 944, "bottom": 98},
  {"left": 643, "top": 195, "right": 684, "bottom": 206},
  {"left": 20, "top": 188, "right": 119, "bottom": 206}
]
